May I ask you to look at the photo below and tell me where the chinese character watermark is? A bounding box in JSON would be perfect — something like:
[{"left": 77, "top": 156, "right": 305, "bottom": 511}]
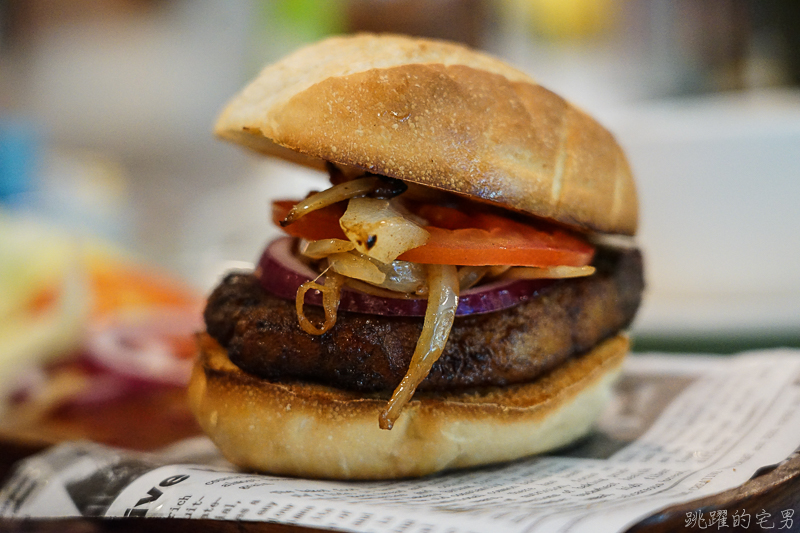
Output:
[
  {"left": 780, "top": 509, "right": 794, "bottom": 530},
  {"left": 684, "top": 508, "right": 794, "bottom": 529}
]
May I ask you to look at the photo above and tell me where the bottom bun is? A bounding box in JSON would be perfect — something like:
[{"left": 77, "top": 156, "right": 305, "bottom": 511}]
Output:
[{"left": 188, "top": 333, "right": 629, "bottom": 480}]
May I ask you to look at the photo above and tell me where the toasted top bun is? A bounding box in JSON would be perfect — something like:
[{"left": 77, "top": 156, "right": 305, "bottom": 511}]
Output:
[
  {"left": 188, "top": 333, "right": 628, "bottom": 480},
  {"left": 215, "top": 34, "right": 637, "bottom": 235}
]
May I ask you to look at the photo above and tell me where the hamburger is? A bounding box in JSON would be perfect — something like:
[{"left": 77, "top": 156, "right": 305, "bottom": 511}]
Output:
[{"left": 188, "top": 34, "right": 644, "bottom": 480}]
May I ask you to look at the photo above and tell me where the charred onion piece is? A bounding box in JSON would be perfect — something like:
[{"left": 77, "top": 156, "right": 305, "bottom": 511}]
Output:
[
  {"left": 366, "top": 176, "right": 408, "bottom": 199},
  {"left": 326, "top": 160, "right": 407, "bottom": 198},
  {"left": 379, "top": 264, "right": 459, "bottom": 430},
  {"left": 280, "top": 176, "right": 384, "bottom": 227},
  {"left": 326, "top": 161, "right": 347, "bottom": 185},
  {"left": 295, "top": 272, "right": 344, "bottom": 335}
]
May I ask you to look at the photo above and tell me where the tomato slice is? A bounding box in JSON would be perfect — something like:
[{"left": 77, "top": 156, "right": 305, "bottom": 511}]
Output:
[
  {"left": 271, "top": 200, "right": 594, "bottom": 267},
  {"left": 272, "top": 200, "right": 347, "bottom": 241}
]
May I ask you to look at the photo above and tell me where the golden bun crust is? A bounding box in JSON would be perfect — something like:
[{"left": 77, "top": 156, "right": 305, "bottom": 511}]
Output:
[
  {"left": 215, "top": 34, "right": 637, "bottom": 235},
  {"left": 188, "top": 333, "right": 628, "bottom": 480}
]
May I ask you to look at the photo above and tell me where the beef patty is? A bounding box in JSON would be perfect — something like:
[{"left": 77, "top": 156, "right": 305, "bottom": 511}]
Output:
[{"left": 204, "top": 245, "right": 644, "bottom": 392}]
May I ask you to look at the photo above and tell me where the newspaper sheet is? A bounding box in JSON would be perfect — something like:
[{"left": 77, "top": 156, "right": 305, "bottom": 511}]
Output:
[{"left": 2, "top": 349, "right": 800, "bottom": 533}]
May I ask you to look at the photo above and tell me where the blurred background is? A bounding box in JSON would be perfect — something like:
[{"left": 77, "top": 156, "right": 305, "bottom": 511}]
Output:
[{"left": 1, "top": 0, "right": 799, "bottom": 356}]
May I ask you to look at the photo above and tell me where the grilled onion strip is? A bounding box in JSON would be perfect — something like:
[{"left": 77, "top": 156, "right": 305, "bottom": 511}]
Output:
[
  {"left": 342, "top": 278, "right": 422, "bottom": 300},
  {"left": 368, "top": 256, "right": 427, "bottom": 294},
  {"left": 327, "top": 252, "right": 386, "bottom": 285},
  {"left": 340, "top": 197, "right": 429, "bottom": 263},
  {"left": 457, "top": 265, "right": 490, "bottom": 291},
  {"left": 379, "top": 264, "right": 459, "bottom": 430},
  {"left": 295, "top": 272, "right": 344, "bottom": 335},
  {"left": 300, "top": 238, "right": 354, "bottom": 259},
  {"left": 281, "top": 176, "right": 384, "bottom": 226},
  {"left": 502, "top": 265, "right": 596, "bottom": 280}
]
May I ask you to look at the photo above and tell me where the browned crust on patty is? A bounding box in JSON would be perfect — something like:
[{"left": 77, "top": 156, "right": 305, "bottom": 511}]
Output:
[{"left": 204, "top": 245, "right": 643, "bottom": 392}]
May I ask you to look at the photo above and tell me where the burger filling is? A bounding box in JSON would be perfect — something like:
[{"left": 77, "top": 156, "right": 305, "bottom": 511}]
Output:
[
  {"left": 205, "top": 245, "right": 642, "bottom": 392},
  {"left": 205, "top": 164, "right": 643, "bottom": 430}
]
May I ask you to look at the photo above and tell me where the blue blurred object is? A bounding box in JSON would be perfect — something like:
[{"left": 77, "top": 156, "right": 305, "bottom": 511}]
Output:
[{"left": 0, "top": 118, "right": 40, "bottom": 203}]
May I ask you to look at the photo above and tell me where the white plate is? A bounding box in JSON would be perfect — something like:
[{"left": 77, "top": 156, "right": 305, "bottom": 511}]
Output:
[{"left": 601, "top": 90, "right": 800, "bottom": 337}]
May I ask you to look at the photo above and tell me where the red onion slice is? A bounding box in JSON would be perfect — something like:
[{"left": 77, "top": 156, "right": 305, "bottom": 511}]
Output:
[
  {"left": 7, "top": 308, "right": 202, "bottom": 412},
  {"left": 258, "top": 238, "right": 553, "bottom": 317},
  {"left": 84, "top": 307, "right": 203, "bottom": 387}
]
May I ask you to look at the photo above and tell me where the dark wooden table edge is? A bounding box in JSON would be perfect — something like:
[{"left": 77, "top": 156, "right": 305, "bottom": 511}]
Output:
[
  {"left": 625, "top": 451, "right": 800, "bottom": 532},
  {"left": 2, "top": 444, "right": 799, "bottom": 532}
]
